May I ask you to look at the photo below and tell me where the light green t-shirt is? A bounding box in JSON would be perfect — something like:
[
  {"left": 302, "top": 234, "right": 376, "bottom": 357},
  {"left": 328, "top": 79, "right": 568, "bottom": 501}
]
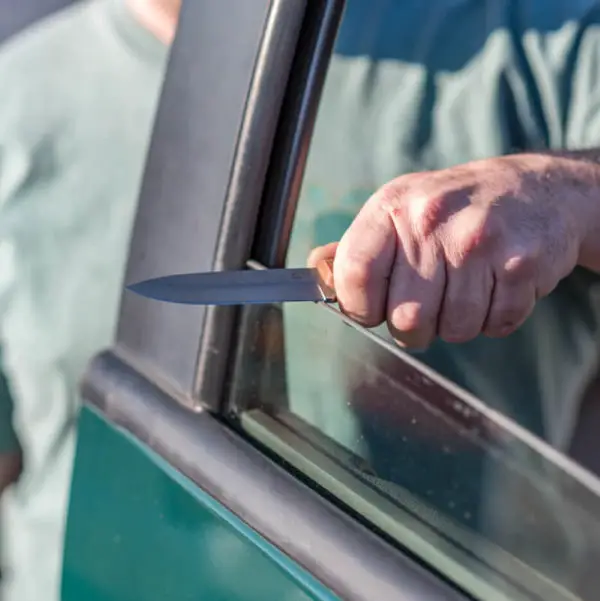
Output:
[{"left": 0, "top": 1, "right": 168, "bottom": 599}]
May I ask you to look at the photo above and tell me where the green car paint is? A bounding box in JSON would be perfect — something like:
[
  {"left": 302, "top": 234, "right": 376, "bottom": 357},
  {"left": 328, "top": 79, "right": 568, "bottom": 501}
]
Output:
[{"left": 62, "top": 406, "right": 341, "bottom": 601}]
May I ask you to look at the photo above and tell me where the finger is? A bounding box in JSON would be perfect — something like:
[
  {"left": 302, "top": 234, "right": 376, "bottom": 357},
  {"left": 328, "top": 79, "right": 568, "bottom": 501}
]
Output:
[
  {"left": 307, "top": 242, "right": 338, "bottom": 268},
  {"left": 483, "top": 279, "right": 536, "bottom": 338},
  {"left": 386, "top": 212, "right": 446, "bottom": 349},
  {"left": 334, "top": 197, "right": 397, "bottom": 327},
  {"left": 438, "top": 262, "right": 493, "bottom": 343}
]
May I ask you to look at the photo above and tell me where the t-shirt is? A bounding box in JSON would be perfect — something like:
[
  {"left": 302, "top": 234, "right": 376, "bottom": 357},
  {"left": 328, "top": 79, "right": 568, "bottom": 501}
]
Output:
[
  {"left": 284, "top": 0, "right": 600, "bottom": 588},
  {"left": 0, "top": 1, "right": 168, "bottom": 599}
]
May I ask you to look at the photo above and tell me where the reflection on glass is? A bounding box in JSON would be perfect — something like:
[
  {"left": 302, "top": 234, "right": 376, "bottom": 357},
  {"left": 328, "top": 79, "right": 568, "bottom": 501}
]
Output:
[{"left": 231, "top": 301, "right": 600, "bottom": 601}]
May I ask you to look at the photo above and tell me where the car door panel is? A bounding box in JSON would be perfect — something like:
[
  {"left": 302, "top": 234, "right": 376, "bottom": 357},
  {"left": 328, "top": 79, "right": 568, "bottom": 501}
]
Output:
[
  {"left": 62, "top": 0, "right": 471, "bottom": 599},
  {"left": 63, "top": 405, "right": 340, "bottom": 601}
]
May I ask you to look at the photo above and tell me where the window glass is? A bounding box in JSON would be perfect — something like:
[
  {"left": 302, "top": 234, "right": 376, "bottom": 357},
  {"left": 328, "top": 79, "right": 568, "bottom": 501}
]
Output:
[
  {"left": 231, "top": 1, "right": 600, "bottom": 600},
  {"left": 232, "top": 302, "right": 600, "bottom": 601}
]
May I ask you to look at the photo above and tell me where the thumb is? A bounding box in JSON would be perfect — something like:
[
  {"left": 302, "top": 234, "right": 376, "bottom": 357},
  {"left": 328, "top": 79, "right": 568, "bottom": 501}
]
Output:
[
  {"left": 307, "top": 241, "right": 339, "bottom": 268},
  {"left": 308, "top": 242, "right": 338, "bottom": 298}
]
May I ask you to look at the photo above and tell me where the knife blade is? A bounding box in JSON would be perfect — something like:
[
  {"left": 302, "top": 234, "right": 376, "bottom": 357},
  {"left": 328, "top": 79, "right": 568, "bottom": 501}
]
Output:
[{"left": 127, "top": 260, "right": 336, "bottom": 306}]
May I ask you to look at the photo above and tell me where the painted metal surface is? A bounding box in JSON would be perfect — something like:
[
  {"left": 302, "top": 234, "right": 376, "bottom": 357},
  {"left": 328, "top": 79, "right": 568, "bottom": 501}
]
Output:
[{"left": 62, "top": 406, "right": 341, "bottom": 601}]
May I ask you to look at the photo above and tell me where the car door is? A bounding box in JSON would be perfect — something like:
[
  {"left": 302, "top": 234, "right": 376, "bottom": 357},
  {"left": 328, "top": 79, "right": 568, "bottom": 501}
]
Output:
[{"left": 61, "top": 1, "right": 600, "bottom": 600}]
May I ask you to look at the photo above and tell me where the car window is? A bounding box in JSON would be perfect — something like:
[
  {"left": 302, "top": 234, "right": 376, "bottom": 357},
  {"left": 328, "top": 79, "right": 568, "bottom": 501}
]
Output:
[
  {"left": 230, "top": 299, "right": 600, "bottom": 601},
  {"left": 226, "top": 2, "right": 600, "bottom": 600}
]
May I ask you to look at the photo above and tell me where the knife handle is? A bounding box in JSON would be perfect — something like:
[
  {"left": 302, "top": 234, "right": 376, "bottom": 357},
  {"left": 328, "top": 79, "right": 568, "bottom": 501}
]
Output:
[{"left": 316, "top": 258, "right": 336, "bottom": 301}]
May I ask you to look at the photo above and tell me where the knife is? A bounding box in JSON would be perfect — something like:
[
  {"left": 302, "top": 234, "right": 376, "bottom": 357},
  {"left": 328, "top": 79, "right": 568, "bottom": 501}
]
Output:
[{"left": 127, "top": 259, "right": 336, "bottom": 306}]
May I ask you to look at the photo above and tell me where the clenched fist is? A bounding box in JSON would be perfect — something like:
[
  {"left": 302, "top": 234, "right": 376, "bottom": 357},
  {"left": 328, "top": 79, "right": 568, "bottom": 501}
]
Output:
[{"left": 310, "top": 152, "right": 600, "bottom": 348}]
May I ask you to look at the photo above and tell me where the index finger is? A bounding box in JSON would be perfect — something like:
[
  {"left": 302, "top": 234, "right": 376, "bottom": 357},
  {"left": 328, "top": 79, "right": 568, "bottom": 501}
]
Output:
[
  {"left": 307, "top": 241, "right": 338, "bottom": 268},
  {"left": 334, "top": 196, "right": 396, "bottom": 328}
]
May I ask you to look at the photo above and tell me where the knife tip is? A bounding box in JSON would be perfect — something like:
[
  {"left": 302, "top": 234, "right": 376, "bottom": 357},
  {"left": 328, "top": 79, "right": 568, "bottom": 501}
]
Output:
[{"left": 126, "top": 281, "right": 152, "bottom": 299}]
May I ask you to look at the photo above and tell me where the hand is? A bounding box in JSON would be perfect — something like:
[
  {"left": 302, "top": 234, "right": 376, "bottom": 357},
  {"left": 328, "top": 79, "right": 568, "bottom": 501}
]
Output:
[{"left": 309, "top": 154, "right": 591, "bottom": 348}]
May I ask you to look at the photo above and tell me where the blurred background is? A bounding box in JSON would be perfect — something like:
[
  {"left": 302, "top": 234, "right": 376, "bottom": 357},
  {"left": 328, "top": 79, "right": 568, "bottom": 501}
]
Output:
[{"left": 0, "top": 0, "right": 77, "bottom": 42}]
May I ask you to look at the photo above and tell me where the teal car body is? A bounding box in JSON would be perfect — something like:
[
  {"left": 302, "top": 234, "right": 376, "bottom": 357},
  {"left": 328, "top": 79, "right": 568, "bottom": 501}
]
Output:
[{"left": 63, "top": 407, "right": 340, "bottom": 601}]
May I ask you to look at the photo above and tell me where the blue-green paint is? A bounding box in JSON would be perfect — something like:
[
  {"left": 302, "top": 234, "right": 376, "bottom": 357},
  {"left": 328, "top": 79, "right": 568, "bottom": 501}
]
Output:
[{"left": 62, "top": 406, "right": 341, "bottom": 601}]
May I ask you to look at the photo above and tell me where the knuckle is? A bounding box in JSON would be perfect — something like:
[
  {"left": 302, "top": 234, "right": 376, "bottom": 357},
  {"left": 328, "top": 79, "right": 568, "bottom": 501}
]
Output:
[
  {"left": 389, "top": 301, "right": 423, "bottom": 332},
  {"left": 407, "top": 193, "right": 446, "bottom": 239},
  {"left": 444, "top": 212, "right": 497, "bottom": 268},
  {"left": 381, "top": 183, "right": 445, "bottom": 241},
  {"left": 388, "top": 301, "right": 435, "bottom": 340},
  {"left": 501, "top": 247, "right": 540, "bottom": 282},
  {"left": 457, "top": 214, "right": 494, "bottom": 252}
]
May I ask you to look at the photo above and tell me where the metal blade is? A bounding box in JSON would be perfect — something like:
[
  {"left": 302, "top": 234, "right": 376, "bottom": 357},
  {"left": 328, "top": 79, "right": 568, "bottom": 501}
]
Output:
[{"left": 127, "top": 267, "right": 336, "bottom": 306}]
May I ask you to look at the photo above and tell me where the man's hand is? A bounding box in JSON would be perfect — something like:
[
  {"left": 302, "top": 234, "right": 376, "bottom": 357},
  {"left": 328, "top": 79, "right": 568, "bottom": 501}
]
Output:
[
  {"left": 309, "top": 153, "right": 600, "bottom": 348},
  {"left": 0, "top": 451, "right": 21, "bottom": 494}
]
